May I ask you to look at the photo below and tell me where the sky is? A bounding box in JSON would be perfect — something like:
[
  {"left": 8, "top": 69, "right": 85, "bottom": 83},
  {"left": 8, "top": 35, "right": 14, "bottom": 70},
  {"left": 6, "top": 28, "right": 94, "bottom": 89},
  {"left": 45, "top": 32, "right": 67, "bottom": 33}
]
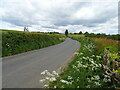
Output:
[{"left": 0, "top": 0, "right": 119, "bottom": 34}]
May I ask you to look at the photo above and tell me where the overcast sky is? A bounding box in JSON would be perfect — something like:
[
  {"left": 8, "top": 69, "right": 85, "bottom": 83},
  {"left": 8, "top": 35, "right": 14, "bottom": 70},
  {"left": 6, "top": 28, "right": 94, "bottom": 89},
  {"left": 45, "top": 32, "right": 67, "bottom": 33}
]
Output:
[{"left": 0, "top": 0, "right": 119, "bottom": 34}]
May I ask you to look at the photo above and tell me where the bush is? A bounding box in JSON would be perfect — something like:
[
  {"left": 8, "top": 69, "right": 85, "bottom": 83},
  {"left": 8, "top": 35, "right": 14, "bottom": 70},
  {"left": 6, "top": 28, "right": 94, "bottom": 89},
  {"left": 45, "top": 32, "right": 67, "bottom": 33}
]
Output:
[{"left": 2, "top": 31, "right": 64, "bottom": 57}]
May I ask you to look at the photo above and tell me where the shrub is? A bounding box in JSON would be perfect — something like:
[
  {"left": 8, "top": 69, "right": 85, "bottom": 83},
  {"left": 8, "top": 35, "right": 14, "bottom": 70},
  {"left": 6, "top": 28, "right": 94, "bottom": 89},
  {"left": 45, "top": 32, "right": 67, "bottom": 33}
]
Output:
[{"left": 2, "top": 31, "right": 64, "bottom": 57}]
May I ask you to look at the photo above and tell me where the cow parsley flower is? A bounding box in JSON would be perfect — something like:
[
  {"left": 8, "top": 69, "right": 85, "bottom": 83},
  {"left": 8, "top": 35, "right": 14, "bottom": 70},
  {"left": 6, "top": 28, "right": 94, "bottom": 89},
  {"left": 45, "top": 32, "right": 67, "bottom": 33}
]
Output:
[
  {"left": 86, "top": 85, "right": 90, "bottom": 88},
  {"left": 94, "top": 82, "right": 101, "bottom": 86},
  {"left": 39, "top": 79, "right": 45, "bottom": 82},
  {"left": 68, "top": 76, "right": 72, "bottom": 80},
  {"left": 94, "top": 75, "right": 100, "bottom": 80},
  {"left": 52, "top": 71, "right": 59, "bottom": 76},
  {"left": 60, "top": 80, "right": 72, "bottom": 85},
  {"left": 49, "top": 77, "right": 56, "bottom": 82}
]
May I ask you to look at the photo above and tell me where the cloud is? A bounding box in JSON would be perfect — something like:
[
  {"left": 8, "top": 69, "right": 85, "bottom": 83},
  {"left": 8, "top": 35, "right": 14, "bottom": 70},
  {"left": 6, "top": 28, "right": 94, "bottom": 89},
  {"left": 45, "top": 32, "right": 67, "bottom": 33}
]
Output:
[{"left": 0, "top": 0, "right": 119, "bottom": 34}]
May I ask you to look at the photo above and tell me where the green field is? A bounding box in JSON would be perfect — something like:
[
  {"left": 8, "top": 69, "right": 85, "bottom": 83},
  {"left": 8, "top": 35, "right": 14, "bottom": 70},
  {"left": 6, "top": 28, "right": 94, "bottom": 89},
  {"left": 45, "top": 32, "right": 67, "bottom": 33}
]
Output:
[
  {"left": 0, "top": 29, "right": 18, "bottom": 32},
  {"left": 68, "top": 34, "right": 85, "bottom": 38}
]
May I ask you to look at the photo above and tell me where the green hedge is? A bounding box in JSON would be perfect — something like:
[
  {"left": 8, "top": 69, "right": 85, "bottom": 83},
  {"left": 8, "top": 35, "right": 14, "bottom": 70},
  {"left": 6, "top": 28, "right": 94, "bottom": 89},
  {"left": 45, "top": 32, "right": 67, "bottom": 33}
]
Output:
[{"left": 2, "top": 32, "right": 64, "bottom": 57}]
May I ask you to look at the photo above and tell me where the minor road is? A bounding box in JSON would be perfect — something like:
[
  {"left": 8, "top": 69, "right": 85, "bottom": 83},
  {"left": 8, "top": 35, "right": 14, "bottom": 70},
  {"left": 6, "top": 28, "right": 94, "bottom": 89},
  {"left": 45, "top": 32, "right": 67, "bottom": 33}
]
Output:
[{"left": 2, "top": 38, "right": 80, "bottom": 88}]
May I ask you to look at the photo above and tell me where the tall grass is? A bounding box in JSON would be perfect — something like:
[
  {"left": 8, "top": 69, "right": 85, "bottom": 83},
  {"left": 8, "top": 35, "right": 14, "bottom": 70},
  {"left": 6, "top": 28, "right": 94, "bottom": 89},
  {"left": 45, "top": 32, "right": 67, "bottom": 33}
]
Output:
[
  {"left": 91, "top": 38, "right": 119, "bottom": 55},
  {"left": 2, "top": 31, "right": 65, "bottom": 57},
  {"left": 40, "top": 37, "right": 120, "bottom": 88}
]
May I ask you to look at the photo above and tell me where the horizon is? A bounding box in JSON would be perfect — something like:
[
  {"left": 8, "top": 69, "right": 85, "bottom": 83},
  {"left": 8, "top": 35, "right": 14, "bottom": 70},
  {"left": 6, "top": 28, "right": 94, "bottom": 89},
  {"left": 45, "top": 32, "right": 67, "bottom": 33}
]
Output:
[
  {"left": 1, "top": 28, "right": 119, "bottom": 35},
  {"left": 0, "top": 0, "right": 119, "bottom": 34}
]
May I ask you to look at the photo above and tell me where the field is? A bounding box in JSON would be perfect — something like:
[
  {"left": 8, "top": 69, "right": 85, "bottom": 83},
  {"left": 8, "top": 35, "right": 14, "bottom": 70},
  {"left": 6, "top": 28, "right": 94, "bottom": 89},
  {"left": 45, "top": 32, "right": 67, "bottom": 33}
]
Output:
[
  {"left": 68, "top": 34, "right": 85, "bottom": 38},
  {"left": 0, "top": 29, "right": 18, "bottom": 32},
  {"left": 2, "top": 30, "right": 65, "bottom": 57},
  {"left": 40, "top": 36, "right": 120, "bottom": 88}
]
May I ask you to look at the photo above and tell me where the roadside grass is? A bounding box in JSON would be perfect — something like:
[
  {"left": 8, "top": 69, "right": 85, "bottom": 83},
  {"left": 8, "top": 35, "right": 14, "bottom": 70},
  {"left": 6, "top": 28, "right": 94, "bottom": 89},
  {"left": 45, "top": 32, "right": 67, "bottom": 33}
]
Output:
[
  {"left": 2, "top": 31, "right": 65, "bottom": 57},
  {"left": 91, "top": 38, "right": 120, "bottom": 76},
  {"left": 40, "top": 37, "right": 120, "bottom": 88},
  {"left": 40, "top": 37, "right": 119, "bottom": 88},
  {"left": 92, "top": 38, "right": 119, "bottom": 55}
]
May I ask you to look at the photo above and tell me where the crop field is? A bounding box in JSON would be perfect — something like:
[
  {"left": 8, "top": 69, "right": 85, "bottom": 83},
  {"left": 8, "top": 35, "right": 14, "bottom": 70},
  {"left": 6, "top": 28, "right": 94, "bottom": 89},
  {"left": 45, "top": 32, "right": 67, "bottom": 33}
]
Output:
[
  {"left": 2, "top": 31, "right": 65, "bottom": 57},
  {"left": 40, "top": 36, "right": 120, "bottom": 88}
]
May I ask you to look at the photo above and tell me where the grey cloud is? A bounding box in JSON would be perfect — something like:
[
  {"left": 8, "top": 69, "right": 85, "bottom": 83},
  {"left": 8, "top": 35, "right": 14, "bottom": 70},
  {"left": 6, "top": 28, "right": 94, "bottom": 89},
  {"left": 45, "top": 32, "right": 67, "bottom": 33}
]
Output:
[
  {"left": 41, "top": 26, "right": 58, "bottom": 29},
  {"left": 0, "top": 0, "right": 118, "bottom": 34}
]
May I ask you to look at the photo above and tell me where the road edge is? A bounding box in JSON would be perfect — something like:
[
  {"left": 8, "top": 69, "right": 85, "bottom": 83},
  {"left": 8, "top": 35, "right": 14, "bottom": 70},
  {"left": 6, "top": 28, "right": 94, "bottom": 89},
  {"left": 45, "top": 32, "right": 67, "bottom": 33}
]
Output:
[{"left": 56, "top": 40, "right": 80, "bottom": 74}]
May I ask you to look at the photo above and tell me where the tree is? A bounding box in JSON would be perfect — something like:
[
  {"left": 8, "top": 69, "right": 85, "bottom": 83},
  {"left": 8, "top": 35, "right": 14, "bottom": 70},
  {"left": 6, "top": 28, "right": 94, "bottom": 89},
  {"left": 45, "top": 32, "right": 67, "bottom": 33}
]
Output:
[
  {"left": 79, "top": 31, "right": 82, "bottom": 34},
  {"left": 84, "top": 32, "right": 89, "bottom": 35},
  {"left": 65, "top": 29, "right": 68, "bottom": 36}
]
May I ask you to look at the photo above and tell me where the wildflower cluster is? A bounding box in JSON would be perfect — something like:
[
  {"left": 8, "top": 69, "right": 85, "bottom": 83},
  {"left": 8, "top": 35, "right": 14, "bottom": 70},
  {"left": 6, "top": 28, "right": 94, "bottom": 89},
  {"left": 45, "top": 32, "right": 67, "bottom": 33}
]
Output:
[
  {"left": 40, "top": 70, "right": 59, "bottom": 88},
  {"left": 40, "top": 37, "right": 117, "bottom": 88}
]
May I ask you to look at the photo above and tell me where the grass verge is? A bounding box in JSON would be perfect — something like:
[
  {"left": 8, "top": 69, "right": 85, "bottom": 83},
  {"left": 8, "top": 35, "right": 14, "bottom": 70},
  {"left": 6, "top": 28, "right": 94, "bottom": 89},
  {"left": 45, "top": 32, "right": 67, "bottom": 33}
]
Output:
[
  {"left": 40, "top": 37, "right": 120, "bottom": 88},
  {"left": 2, "top": 31, "right": 65, "bottom": 57}
]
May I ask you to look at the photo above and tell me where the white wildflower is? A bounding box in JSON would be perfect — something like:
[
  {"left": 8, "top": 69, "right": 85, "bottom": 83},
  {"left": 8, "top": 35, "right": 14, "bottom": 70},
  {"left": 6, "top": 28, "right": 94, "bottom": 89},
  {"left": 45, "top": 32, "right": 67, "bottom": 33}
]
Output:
[
  {"left": 49, "top": 77, "right": 56, "bottom": 82},
  {"left": 80, "top": 53, "right": 83, "bottom": 55},
  {"left": 96, "top": 56, "right": 101, "bottom": 59},
  {"left": 104, "top": 74, "right": 110, "bottom": 78},
  {"left": 41, "top": 70, "right": 46, "bottom": 75},
  {"left": 54, "top": 86, "right": 57, "bottom": 88},
  {"left": 44, "top": 84, "right": 49, "bottom": 87},
  {"left": 60, "top": 80, "right": 72, "bottom": 85},
  {"left": 39, "top": 79, "right": 45, "bottom": 82},
  {"left": 83, "top": 57, "right": 86, "bottom": 60},
  {"left": 86, "top": 85, "right": 90, "bottom": 88},
  {"left": 82, "top": 65, "right": 87, "bottom": 68},
  {"left": 90, "top": 60, "right": 94, "bottom": 64},
  {"left": 103, "top": 78, "right": 108, "bottom": 82},
  {"left": 74, "top": 52, "right": 79, "bottom": 55},
  {"left": 98, "top": 64, "right": 102, "bottom": 67},
  {"left": 92, "top": 55, "right": 95, "bottom": 57},
  {"left": 46, "top": 71, "right": 53, "bottom": 76},
  {"left": 68, "top": 76, "right": 72, "bottom": 80},
  {"left": 45, "top": 77, "right": 50, "bottom": 80},
  {"left": 73, "top": 65, "right": 77, "bottom": 69},
  {"left": 107, "top": 79, "right": 111, "bottom": 82},
  {"left": 91, "top": 77, "right": 94, "bottom": 80},
  {"left": 52, "top": 71, "right": 59, "bottom": 76},
  {"left": 103, "top": 77, "right": 111, "bottom": 82},
  {"left": 94, "top": 75, "right": 100, "bottom": 80},
  {"left": 77, "top": 63, "right": 83, "bottom": 68},
  {"left": 92, "top": 67, "right": 94, "bottom": 70},
  {"left": 60, "top": 80, "right": 67, "bottom": 83},
  {"left": 105, "top": 71, "right": 111, "bottom": 76},
  {"left": 94, "top": 82, "right": 101, "bottom": 86}
]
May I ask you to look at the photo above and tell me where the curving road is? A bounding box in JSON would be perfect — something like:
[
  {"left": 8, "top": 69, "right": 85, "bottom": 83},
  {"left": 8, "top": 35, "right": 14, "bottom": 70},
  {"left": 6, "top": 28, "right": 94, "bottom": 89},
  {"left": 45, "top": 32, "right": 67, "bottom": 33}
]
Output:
[{"left": 2, "top": 38, "right": 80, "bottom": 88}]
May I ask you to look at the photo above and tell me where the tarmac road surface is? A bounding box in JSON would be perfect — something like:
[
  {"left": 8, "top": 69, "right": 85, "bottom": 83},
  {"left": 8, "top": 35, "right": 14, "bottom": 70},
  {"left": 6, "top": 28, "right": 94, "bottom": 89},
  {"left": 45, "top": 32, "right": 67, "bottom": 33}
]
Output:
[{"left": 2, "top": 38, "right": 80, "bottom": 88}]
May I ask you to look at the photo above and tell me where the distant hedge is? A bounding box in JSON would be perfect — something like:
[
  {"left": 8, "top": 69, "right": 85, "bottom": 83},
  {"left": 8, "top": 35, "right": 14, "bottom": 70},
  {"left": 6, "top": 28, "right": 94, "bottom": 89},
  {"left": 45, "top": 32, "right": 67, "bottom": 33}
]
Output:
[
  {"left": 2, "top": 32, "right": 64, "bottom": 57},
  {"left": 85, "top": 33, "right": 120, "bottom": 41}
]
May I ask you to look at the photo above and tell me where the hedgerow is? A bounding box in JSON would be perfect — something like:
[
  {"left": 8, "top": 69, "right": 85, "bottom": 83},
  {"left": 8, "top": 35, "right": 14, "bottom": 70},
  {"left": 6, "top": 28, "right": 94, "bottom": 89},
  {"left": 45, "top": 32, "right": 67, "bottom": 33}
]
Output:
[{"left": 2, "top": 31, "right": 65, "bottom": 57}]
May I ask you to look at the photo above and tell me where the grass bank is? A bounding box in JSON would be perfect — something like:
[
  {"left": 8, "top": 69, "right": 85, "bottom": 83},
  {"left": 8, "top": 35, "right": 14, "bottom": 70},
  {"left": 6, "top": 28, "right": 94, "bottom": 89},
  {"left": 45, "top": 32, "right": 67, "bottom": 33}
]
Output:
[
  {"left": 2, "top": 31, "right": 65, "bottom": 57},
  {"left": 40, "top": 37, "right": 120, "bottom": 88}
]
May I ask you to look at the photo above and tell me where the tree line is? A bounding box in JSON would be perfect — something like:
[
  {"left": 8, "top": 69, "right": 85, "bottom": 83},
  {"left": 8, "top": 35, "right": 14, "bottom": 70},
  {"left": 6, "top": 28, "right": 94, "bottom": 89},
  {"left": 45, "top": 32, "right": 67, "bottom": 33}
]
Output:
[
  {"left": 65, "top": 30, "right": 120, "bottom": 41},
  {"left": 85, "top": 33, "right": 120, "bottom": 41}
]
